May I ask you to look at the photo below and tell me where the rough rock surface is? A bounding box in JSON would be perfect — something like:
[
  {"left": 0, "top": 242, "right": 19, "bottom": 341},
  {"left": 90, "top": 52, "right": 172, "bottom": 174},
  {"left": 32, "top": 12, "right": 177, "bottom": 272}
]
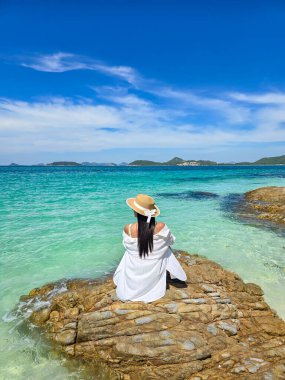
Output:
[
  {"left": 241, "top": 186, "right": 285, "bottom": 227},
  {"left": 20, "top": 251, "right": 285, "bottom": 379}
]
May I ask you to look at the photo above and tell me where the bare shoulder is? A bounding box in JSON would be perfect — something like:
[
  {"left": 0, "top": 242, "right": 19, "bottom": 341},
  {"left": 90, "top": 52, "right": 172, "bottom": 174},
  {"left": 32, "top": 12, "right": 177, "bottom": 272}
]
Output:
[
  {"left": 155, "top": 221, "right": 166, "bottom": 233},
  {"left": 124, "top": 223, "right": 138, "bottom": 234},
  {"left": 124, "top": 224, "right": 131, "bottom": 234}
]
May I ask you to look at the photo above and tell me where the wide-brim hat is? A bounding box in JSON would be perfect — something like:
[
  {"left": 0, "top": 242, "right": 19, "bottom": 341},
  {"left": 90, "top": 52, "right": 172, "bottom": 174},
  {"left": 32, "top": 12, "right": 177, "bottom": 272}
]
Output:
[{"left": 126, "top": 194, "right": 160, "bottom": 222}]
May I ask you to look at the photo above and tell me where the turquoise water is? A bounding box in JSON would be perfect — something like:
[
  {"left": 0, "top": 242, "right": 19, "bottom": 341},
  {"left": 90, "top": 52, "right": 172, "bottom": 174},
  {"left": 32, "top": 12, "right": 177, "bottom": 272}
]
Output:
[{"left": 0, "top": 165, "right": 285, "bottom": 379}]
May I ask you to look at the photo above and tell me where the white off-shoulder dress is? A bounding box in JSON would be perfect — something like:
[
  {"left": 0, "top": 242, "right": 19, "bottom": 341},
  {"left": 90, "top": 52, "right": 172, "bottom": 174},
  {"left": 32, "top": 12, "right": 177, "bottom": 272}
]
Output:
[{"left": 113, "top": 224, "right": 187, "bottom": 303}]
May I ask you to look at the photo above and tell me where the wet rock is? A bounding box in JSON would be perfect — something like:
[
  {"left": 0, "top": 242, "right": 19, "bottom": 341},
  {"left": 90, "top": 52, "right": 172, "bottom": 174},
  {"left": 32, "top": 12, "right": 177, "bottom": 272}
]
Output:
[
  {"left": 19, "top": 250, "right": 285, "bottom": 380},
  {"left": 30, "top": 307, "right": 51, "bottom": 324},
  {"left": 245, "top": 283, "right": 264, "bottom": 296},
  {"left": 49, "top": 310, "right": 60, "bottom": 321},
  {"left": 54, "top": 329, "right": 76, "bottom": 345}
]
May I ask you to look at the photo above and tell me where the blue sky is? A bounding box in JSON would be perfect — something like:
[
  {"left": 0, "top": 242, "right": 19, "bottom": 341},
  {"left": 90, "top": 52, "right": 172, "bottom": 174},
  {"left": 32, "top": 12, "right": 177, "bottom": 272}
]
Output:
[{"left": 0, "top": 0, "right": 285, "bottom": 164}]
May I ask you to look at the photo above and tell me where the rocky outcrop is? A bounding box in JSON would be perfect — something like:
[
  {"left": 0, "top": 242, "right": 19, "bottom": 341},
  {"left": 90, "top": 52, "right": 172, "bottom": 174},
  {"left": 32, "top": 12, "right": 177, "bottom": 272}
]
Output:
[
  {"left": 241, "top": 186, "right": 285, "bottom": 226},
  {"left": 19, "top": 251, "right": 285, "bottom": 379}
]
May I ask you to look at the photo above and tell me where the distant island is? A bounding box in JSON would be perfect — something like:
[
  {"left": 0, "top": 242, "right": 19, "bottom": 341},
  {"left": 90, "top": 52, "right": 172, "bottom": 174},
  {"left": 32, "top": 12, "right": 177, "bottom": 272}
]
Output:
[
  {"left": 128, "top": 154, "right": 285, "bottom": 166},
  {"left": 46, "top": 161, "right": 81, "bottom": 166},
  {"left": 45, "top": 161, "right": 125, "bottom": 166},
  {"left": 6, "top": 154, "right": 285, "bottom": 167},
  {"left": 129, "top": 157, "right": 217, "bottom": 166}
]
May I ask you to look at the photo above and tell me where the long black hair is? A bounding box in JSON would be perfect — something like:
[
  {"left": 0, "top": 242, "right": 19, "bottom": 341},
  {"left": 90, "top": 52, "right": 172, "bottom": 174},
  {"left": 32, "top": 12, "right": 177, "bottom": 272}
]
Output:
[{"left": 137, "top": 213, "right": 155, "bottom": 258}]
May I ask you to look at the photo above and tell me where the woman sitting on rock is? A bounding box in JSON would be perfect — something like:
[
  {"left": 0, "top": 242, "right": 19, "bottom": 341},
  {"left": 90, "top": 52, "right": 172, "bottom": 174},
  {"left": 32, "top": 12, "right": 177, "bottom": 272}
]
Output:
[{"left": 113, "top": 194, "right": 187, "bottom": 302}]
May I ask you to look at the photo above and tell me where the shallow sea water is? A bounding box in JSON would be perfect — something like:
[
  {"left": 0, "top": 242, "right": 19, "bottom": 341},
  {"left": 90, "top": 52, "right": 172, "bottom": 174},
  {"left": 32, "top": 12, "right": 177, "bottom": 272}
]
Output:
[{"left": 0, "top": 165, "right": 285, "bottom": 379}]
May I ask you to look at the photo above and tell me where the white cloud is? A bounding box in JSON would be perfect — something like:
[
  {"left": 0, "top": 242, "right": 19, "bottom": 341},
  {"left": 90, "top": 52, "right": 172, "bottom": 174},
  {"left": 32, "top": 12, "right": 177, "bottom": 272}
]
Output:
[
  {"left": 21, "top": 52, "right": 84, "bottom": 72},
  {"left": 17, "top": 52, "right": 259, "bottom": 126},
  {"left": 228, "top": 91, "right": 285, "bottom": 105},
  {"left": 21, "top": 52, "right": 140, "bottom": 85},
  {"left": 149, "top": 86, "right": 251, "bottom": 125},
  {"left": 0, "top": 93, "right": 284, "bottom": 156},
  {"left": 1, "top": 52, "right": 285, "bottom": 160}
]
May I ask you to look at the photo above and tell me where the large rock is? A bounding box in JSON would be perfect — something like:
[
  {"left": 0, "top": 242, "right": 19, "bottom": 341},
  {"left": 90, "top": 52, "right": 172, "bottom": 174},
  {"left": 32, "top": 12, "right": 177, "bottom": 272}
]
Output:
[
  {"left": 242, "top": 186, "right": 285, "bottom": 226},
  {"left": 20, "top": 251, "right": 285, "bottom": 379}
]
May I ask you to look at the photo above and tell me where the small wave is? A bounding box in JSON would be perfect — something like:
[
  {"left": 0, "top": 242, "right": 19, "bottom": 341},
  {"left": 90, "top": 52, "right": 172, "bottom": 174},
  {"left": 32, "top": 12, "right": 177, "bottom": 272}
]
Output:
[
  {"left": 46, "top": 282, "right": 68, "bottom": 299},
  {"left": 2, "top": 281, "right": 68, "bottom": 328}
]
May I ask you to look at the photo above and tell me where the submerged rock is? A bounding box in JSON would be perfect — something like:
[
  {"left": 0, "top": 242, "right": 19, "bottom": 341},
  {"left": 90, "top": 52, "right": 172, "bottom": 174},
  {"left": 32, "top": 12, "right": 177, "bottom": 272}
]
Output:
[
  {"left": 157, "top": 191, "right": 219, "bottom": 200},
  {"left": 20, "top": 251, "right": 285, "bottom": 379},
  {"left": 238, "top": 186, "right": 285, "bottom": 227}
]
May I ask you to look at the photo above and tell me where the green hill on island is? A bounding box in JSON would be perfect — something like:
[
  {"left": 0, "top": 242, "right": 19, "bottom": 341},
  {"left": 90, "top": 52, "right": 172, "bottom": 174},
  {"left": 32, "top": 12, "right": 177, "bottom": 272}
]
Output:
[
  {"left": 125, "top": 160, "right": 160, "bottom": 166},
  {"left": 47, "top": 161, "right": 81, "bottom": 166},
  {"left": 164, "top": 157, "right": 185, "bottom": 165},
  {"left": 129, "top": 157, "right": 187, "bottom": 166},
  {"left": 129, "top": 157, "right": 218, "bottom": 166},
  {"left": 253, "top": 155, "right": 285, "bottom": 165}
]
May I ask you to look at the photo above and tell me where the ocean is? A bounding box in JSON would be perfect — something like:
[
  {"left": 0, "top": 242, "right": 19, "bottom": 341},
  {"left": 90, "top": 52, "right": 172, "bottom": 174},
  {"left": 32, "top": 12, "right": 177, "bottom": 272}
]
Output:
[{"left": 0, "top": 165, "right": 285, "bottom": 379}]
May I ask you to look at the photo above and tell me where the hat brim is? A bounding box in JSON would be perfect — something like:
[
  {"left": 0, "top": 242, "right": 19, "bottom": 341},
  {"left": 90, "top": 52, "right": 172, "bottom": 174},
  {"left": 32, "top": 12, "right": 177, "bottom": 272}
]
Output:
[{"left": 126, "top": 198, "right": 160, "bottom": 218}]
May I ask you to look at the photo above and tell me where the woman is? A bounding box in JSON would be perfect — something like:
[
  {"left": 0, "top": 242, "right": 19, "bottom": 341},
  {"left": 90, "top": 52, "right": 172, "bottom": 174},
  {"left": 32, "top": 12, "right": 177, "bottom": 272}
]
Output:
[{"left": 113, "top": 193, "right": 187, "bottom": 302}]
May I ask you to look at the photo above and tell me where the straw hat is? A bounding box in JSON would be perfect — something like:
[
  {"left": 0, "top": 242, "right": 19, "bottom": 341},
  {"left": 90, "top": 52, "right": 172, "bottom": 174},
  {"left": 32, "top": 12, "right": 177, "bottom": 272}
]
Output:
[{"left": 126, "top": 194, "right": 160, "bottom": 223}]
